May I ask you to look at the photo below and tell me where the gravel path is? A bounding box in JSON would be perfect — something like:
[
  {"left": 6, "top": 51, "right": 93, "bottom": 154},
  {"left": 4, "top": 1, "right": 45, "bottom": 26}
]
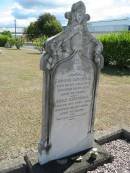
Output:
[
  {"left": 88, "top": 139, "right": 130, "bottom": 173},
  {"left": 0, "top": 139, "right": 130, "bottom": 173}
]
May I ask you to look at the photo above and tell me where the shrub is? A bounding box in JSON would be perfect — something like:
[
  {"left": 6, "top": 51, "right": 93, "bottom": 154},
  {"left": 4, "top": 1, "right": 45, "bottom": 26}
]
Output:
[
  {"left": 33, "top": 35, "right": 48, "bottom": 53},
  {"left": 7, "top": 37, "right": 16, "bottom": 47},
  {"left": 15, "top": 37, "right": 24, "bottom": 49},
  {"left": 1, "top": 31, "right": 12, "bottom": 38},
  {"left": 0, "top": 35, "right": 9, "bottom": 47},
  {"left": 98, "top": 32, "right": 130, "bottom": 68}
]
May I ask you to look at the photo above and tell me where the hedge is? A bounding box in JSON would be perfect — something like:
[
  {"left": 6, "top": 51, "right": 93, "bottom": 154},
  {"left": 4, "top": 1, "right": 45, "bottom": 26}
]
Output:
[
  {"left": 98, "top": 32, "right": 130, "bottom": 68},
  {"left": 0, "top": 35, "right": 9, "bottom": 47}
]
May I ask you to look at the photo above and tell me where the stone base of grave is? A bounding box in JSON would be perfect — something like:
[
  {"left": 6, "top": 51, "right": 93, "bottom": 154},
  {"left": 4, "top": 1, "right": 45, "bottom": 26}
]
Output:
[
  {"left": 1, "top": 127, "right": 130, "bottom": 173},
  {"left": 32, "top": 142, "right": 113, "bottom": 173}
]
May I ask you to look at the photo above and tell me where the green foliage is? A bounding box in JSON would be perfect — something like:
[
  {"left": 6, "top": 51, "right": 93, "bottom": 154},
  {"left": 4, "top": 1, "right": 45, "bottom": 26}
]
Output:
[
  {"left": 7, "top": 37, "right": 16, "bottom": 47},
  {"left": 1, "top": 31, "right": 12, "bottom": 38},
  {"left": 37, "top": 13, "right": 62, "bottom": 37},
  {"left": 0, "top": 33, "right": 24, "bottom": 49},
  {"left": 33, "top": 35, "right": 48, "bottom": 53},
  {"left": 15, "top": 37, "right": 24, "bottom": 49},
  {"left": 0, "top": 35, "right": 9, "bottom": 46},
  {"left": 0, "top": 31, "right": 13, "bottom": 47},
  {"left": 25, "top": 13, "right": 62, "bottom": 40},
  {"left": 98, "top": 32, "right": 130, "bottom": 68},
  {"left": 43, "top": 19, "right": 62, "bottom": 37},
  {"left": 25, "top": 22, "right": 39, "bottom": 40}
]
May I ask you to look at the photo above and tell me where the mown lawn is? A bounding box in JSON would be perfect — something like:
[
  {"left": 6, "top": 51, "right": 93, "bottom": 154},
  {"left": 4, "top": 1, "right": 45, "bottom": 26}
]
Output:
[{"left": 0, "top": 48, "right": 130, "bottom": 160}]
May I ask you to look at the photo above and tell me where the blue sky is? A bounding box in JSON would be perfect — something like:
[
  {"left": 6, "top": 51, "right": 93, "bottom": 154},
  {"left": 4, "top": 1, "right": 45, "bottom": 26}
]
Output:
[{"left": 0, "top": 0, "right": 130, "bottom": 27}]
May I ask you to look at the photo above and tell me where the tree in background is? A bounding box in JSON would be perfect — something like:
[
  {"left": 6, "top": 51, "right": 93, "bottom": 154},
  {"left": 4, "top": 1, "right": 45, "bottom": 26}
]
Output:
[
  {"left": 1, "top": 31, "right": 12, "bottom": 38},
  {"left": 0, "top": 30, "right": 24, "bottom": 49},
  {"left": 25, "top": 13, "right": 62, "bottom": 40},
  {"left": 25, "top": 22, "right": 39, "bottom": 40},
  {"left": 0, "top": 31, "right": 12, "bottom": 47},
  {"left": 37, "top": 13, "right": 62, "bottom": 37}
]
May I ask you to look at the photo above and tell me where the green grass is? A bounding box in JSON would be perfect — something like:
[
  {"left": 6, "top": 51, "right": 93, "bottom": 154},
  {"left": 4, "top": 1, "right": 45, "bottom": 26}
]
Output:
[
  {"left": 0, "top": 48, "right": 130, "bottom": 161},
  {"left": 0, "top": 48, "right": 42, "bottom": 160}
]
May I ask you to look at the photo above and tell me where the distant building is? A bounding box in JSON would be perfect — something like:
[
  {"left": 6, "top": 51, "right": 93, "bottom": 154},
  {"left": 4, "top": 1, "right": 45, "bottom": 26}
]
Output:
[
  {"left": 0, "top": 18, "right": 130, "bottom": 37},
  {"left": 87, "top": 18, "right": 130, "bottom": 35}
]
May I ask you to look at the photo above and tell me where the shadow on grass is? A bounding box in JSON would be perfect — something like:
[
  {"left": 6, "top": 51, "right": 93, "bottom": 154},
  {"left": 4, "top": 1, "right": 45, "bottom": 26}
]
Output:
[
  {"left": 27, "top": 52, "right": 41, "bottom": 55},
  {"left": 101, "top": 66, "right": 130, "bottom": 76},
  {"left": 6, "top": 48, "right": 18, "bottom": 50}
]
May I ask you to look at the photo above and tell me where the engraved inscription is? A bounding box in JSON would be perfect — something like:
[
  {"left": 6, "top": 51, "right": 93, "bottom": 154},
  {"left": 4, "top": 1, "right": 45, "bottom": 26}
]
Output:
[{"left": 53, "top": 53, "right": 94, "bottom": 121}]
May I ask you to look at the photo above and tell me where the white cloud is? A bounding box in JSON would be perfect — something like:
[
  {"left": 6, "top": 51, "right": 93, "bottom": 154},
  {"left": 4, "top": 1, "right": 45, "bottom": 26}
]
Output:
[
  {"left": 16, "top": 18, "right": 36, "bottom": 27},
  {"left": 0, "top": 0, "right": 130, "bottom": 27},
  {"left": 12, "top": 6, "right": 37, "bottom": 19},
  {"left": 83, "top": 0, "right": 130, "bottom": 21},
  {"left": 0, "top": 8, "right": 14, "bottom": 27},
  {"left": 0, "top": 3, "right": 37, "bottom": 27}
]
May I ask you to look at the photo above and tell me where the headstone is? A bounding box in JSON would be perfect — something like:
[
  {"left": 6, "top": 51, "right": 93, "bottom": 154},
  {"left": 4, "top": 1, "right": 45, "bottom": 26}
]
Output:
[
  {"left": 5, "top": 42, "right": 11, "bottom": 48},
  {"left": 39, "top": 1, "right": 104, "bottom": 165}
]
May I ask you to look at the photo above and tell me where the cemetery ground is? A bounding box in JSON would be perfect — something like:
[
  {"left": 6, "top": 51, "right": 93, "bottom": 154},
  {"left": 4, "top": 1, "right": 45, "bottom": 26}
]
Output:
[{"left": 0, "top": 47, "right": 130, "bottom": 161}]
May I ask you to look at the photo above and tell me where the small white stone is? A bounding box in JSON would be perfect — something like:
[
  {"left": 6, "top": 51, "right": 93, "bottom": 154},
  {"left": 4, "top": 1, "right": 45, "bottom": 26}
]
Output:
[
  {"left": 76, "top": 156, "right": 83, "bottom": 162},
  {"left": 92, "top": 148, "right": 98, "bottom": 152}
]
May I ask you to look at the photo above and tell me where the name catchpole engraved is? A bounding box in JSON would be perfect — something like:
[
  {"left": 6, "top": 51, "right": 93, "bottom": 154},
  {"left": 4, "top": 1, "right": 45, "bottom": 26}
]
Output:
[{"left": 39, "top": 1, "right": 104, "bottom": 164}]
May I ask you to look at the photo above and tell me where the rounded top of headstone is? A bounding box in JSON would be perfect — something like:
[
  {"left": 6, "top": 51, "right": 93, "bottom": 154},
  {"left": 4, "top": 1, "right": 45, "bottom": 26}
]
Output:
[
  {"left": 71, "top": 1, "right": 86, "bottom": 14},
  {"left": 65, "top": 1, "right": 90, "bottom": 25}
]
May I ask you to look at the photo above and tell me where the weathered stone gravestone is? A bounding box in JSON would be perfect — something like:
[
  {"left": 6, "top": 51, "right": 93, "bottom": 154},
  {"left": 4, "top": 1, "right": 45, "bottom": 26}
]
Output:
[
  {"left": 5, "top": 42, "right": 11, "bottom": 48},
  {"left": 39, "top": 1, "right": 104, "bottom": 165}
]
